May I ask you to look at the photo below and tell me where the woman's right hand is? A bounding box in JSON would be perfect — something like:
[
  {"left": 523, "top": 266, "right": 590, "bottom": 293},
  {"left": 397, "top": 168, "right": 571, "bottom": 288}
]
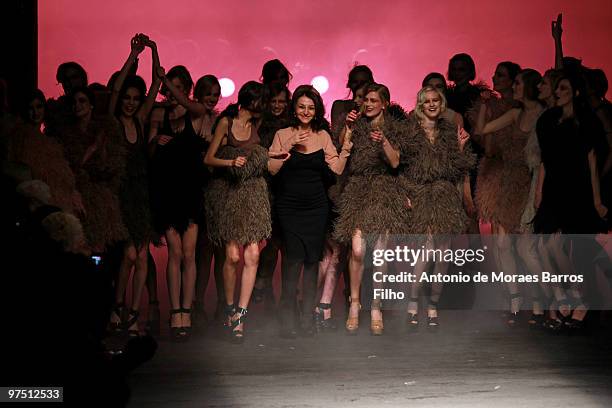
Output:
[
  {"left": 232, "top": 156, "right": 247, "bottom": 167},
  {"left": 131, "top": 34, "right": 145, "bottom": 55},
  {"left": 157, "top": 135, "right": 173, "bottom": 145},
  {"left": 552, "top": 13, "right": 563, "bottom": 40}
]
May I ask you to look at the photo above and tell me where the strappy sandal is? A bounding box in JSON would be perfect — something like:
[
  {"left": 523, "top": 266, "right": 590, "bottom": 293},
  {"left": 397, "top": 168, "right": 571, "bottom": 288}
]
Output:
[
  {"left": 406, "top": 297, "right": 419, "bottom": 332},
  {"left": 108, "top": 302, "right": 125, "bottom": 333},
  {"left": 345, "top": 297, "right": 361, "bottom": 335},
  {"left": 169, "top": 308, "right": 185, "bottom": 341},
  {"left": 544, "top": 299, "right": 571, "bottom": 332},
  {"left": 181, "top": 307, "right": 192, "bottom": 339},
  {"left": 224, "top": 303, "right": 236, "bottom": 329},
  {"left": 229, "top": 307, "right": 247, "bottom": 344},
  {"left": 427, "top": 299, "right": 439, "bottom": 330},
  {"left": 314, "top": 302, "right": 337, "bottom": 333},
  {"left": 124, "top": 309, "right": 140, "bottom": 338},
  {"left": 370, "top": 299, "right": 384, "bottom": 336},
  {"left": 507, "top": 293, "right": 522, "bottom": 326}
]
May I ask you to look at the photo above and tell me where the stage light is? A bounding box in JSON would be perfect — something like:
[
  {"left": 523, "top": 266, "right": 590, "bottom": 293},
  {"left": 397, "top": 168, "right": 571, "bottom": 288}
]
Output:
[
  {"left": 311, "top": 75, "right": 329, "bottom": 94},
  {"left": 219, "top": 78, "right": 236, "bottom": 98}
]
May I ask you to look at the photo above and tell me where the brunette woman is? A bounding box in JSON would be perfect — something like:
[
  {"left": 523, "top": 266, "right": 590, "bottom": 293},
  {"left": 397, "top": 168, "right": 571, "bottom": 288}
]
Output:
[
  {"left": 204, "top": 81, "right": 271, "bottom": 343},
  {"left": 269, "top": 85, "right": 353, "bottom": 337}
]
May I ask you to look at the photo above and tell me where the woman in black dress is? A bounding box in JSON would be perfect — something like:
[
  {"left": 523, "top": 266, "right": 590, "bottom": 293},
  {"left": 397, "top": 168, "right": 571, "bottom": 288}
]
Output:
[
  {"left": 149, "top": 65, "right": 202, "bottom": 339},
  {"left": 268, "top": 85, "right": 353, "bottom": 337},
  {"left": 534, "top": 71, "right": 608, "bottom": 329}
]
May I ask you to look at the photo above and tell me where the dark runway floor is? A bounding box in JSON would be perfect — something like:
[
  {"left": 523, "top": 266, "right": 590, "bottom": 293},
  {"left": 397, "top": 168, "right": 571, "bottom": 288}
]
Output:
[{"left": 127, "top": 310, "right": 612, "bottom": 408}]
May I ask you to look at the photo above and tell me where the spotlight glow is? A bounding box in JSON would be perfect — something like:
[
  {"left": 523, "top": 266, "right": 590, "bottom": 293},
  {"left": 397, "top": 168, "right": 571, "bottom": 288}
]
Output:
[
  {"left": 311, "top": 75, "right": 329, "bottom": 94},
  {"left": 219, "top": 78, "right": 236, "bottom": 98}
]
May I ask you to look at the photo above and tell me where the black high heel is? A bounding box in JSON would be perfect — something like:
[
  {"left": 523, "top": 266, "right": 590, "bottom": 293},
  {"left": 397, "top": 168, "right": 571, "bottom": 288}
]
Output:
[
  {"left": 124, "top": 309, "right": 140, "bottom": 337},
  {"left": 314, "top": 303, "right": 337, "bottom": 333},
  {"left": 108, "top": 302, "right": 125, "bottom": 333},
  {"left": 544, "top": 299, "right": 572, "bottom": 332},
  {"left": 181, "top": 307, "right": 192, "bottom": 339},
  {"left": 406, "top": 297, "right": 419, "bottom": 332},
  {"left": 224, "top": 303, "right": 236, "bottom": 329},
  {"left": 169, "top": 309, "right": 185, "bottom": 341},
  {"left": 507, "top": 293, "right": 522, "bottom": 326},
  {"left": 229, "top": 307, "right": 247, "bottom": 344},
  {"left": 427, "top": 300, "right": 439, "bottom": 330}
]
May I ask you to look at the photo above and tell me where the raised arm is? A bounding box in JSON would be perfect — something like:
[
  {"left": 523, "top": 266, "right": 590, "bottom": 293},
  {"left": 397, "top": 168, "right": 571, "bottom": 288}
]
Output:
[
  {"left": 552, "top": 13, "right": 564, "bottom": 70},
  {"left": 474, "top": 92, "right": 519, "bottom": 135},
  {"left": 109, "top": 34, "right": 145, "bottom": 115},
  {"left": 203, "top": 117, "right": 243, "bottom": 168},
  {"left": 137, "top": 38, "right": 162, "bottom": 121},
  {"left": 157, "top": 67, "right": 207, "bottom": 118}
]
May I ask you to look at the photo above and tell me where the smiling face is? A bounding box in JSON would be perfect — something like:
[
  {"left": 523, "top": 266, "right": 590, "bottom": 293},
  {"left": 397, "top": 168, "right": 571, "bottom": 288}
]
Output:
[
  {"left": 295, "top": 95, "right": 315, "bottom": 125},
  {"left": 270, "top": 90, "right": 288, "bottom": 116},
  {"left": 201, "top": 83, "right": 221, "bottom": 112},
  {"left": 555, "top": 79, "right": 573, "bottom": 107},
  {"left": 120, "top": 87, "right": 142, "bottom": 117},
  {"left": 363, "top": 91, "right": 386, "bottom": 118},
  {"left": 492, "top": 65, "right": 513, "bottom": 93},
  {"left": 421, "top": 90, "right": 442, "bottom": 121},
  {"left": 28, "top": 97, "right": 45, "bottom": 125},
  {"left": 73, "top": 91, "right": 92, "bottom": 119}
]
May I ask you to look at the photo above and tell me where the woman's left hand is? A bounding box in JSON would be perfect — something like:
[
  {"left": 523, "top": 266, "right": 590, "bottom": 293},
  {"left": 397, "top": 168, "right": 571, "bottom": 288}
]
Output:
[{"left": 596, "top": 202, "right": 608, "bottom": 219}]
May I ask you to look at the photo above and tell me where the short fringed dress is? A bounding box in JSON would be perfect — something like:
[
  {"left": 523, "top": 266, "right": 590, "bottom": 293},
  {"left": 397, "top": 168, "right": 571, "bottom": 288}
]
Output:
[
  {"left": 118, "top": 118, "right": 154, "bottom": 247},
  {"left": 332, "top": 115, "right": 410, "bottom": 245},
  {"left": 59, "top": 118, "right": 128, "bottom": 251},
  {"left": 149, "top": 109, "right": 204, "bottom": 234},
  {"left": 489, "top": 111, "right": 534, "bottom": 232},
  {"left": 271, "top": 127, "right": 350, "bottom": 263},
  {"left": 467, "top": 96, "right": 514, "bottom": 223},
  {"left": 401, "top": 117, "right": 476, "bottom": 235},
  {"left": 204, "top": 117, "right": 271, "bottom": 246},
  {"left": 534, "top": 107, "right": 607, "bottom": 234}
]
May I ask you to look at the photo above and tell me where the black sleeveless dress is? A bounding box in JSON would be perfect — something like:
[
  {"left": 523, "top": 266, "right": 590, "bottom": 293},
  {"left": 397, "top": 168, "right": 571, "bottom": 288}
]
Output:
[
  {"left": 119, "top": 117, "right": 153, "bottom": 246},
  {"left": 150, "top": 109, "right": 203, "bottom": 234},
  {"left": 275, "top": 149, "right": 332, "bottom": 263}
]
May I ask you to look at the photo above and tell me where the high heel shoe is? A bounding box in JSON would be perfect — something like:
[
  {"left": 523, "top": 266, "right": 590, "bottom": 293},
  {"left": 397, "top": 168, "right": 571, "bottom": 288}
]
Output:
[
  {"left": 544, "top": 299, "right": 572, "bottom": 332},
  {"left": 145, "top": 300, "right": 160, "bottom": 336},
  {"left": 229, "top": 307, "right": 247, "bottom": 344},
  {"left": 107, "top": 302, "right": 125, "bottom": 333},
  {"left": 507, "top": 294, "right": 522, "bottom": 326},
  {"left": 345, "top": 297, "right": 361, "bottom": 335},
  {"left": 406, "top": 297, "right": 419, "bottom": 332},
  {"left": 224, "top": 303, "right": 236, "bottom": 328},
  {"left": 169, "top": 309, "right": 185, "bottom": 341},
  {"left": 370, "top": 299, "right": 384, "bottom": 336},
  {"left": 427, "top": 300, "right": 439, "bottom": 330},
  {"left": 181, "top": 307, "right": 192, "bottom": 339},
  {"left": 124, "top": 309, "right": 140, "bottom": 337},
  {"left": 314, "top": 303, "right": 337, "bottom": 333}
]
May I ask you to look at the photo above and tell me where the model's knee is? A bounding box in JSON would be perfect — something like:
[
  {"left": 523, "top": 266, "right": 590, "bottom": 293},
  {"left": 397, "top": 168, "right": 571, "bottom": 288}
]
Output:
[{"left": 244, "top": 245, "right": 260, "bottom": 267}]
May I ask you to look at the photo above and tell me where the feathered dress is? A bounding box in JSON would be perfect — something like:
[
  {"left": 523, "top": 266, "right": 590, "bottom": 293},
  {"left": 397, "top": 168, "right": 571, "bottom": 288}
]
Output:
[
  {"left": 467, "top": 96, "right": 515, "bottom": 223},
  {"left": 204, "top": 117, "right": 271, "bottom": 246},
  {"left": 332, "top": 114, "right": 411, "bottom": 244},
  {"left": 59, "top": 117, "right": 128, "bottom": 251},
  {"left": 6, "top": 122, "right": 78, "bottom": 213},
  {"left": 401, "top": 116, "right": 476, "bottom": 235}
]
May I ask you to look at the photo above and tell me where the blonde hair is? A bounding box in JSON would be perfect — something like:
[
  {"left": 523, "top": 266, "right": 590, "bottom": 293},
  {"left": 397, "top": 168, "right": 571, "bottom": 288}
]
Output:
[{"left": 414, "top": 85, "right": 447, "bottom": 123}]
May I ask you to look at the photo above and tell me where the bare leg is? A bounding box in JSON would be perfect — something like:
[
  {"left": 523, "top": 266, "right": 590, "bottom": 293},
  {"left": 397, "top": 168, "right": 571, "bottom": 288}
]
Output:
[
  {"left": 346, "top": 230, "right": 365, "bottom": 330},
  {"left": 180, "top": 223, "right": 198, "bottom": 328},
  {"left": 223, "top": 241, "right": 241, "bottom": 311},
  {"left": 165, "top": 228, "right": 183, "bottom": 329}
]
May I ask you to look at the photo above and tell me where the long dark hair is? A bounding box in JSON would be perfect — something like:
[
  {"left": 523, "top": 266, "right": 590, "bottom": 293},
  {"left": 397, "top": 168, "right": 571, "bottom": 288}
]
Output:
[
  {"left": 289, "top": 85, "right": 330, "bottom": 133},
  {"left": 212, "top": 81, "right": 263, "bottom": 133},
  {"left": 114, "top": 74, "right": 147, "bottom": 118}
]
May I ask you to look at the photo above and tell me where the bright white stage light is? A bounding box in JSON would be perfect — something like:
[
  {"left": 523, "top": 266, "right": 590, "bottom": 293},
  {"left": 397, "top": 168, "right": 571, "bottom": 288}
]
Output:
[
  {"left": 311, "top": 75, "right": 329, "bottom": 94},
  {"left": 219, "top": 78, "right": 236, "bottom": 98}
]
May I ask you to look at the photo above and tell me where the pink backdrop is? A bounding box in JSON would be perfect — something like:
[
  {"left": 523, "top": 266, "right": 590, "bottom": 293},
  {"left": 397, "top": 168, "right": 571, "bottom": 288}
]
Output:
[{"left": 39, "top": 0, "right": 612, "bottom": 113}]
